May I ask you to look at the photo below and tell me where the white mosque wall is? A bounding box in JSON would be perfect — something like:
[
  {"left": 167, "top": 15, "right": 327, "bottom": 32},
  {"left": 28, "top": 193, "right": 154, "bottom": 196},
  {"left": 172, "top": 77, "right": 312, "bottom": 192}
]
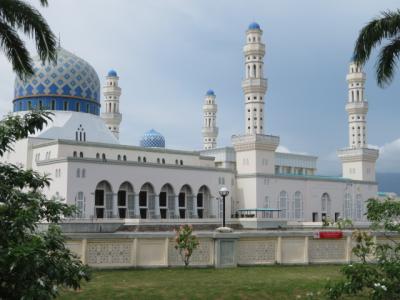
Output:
[
  {"left": 37, "top": 157, "right": 235, "bottom": 219},
  {"left": 236, "top": 175, "right": 378, "bottom": 222}
]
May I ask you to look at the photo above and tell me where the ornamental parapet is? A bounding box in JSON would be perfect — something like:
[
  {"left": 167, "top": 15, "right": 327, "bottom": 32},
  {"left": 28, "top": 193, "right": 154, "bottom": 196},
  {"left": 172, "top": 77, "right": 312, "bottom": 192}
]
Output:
[
  {"left": 345, "top": 101, "right": 368, "bottom": 114},
  {"left": 337, "top": 147, "right": 379, "bottom": 162},
  {"left": 242, "top": 78, "right": 267, "bottom": 93},
  {"left": 232, "top": 134, "right": 279, "bottom": 152},
  {"left": 243, "top": 43, "right": 265, "bottom": 56},
  {"left": 346, "top": 72, "right": 366, "bottom": 82},
  {"left": 202, "top": 127, "right": 219, "bottom": 135}
]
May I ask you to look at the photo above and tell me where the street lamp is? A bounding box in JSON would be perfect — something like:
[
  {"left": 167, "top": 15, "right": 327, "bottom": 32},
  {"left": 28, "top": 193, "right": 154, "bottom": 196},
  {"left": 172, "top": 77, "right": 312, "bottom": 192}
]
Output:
[{"left": 218, "top": 186, "right": 229, "bottom": 228}]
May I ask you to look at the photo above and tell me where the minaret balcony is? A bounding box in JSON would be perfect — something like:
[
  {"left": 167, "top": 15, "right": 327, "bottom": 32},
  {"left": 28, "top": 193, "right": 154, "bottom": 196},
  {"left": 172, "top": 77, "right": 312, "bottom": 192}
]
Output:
[
  {"left": 242, "top": 78, "right": 267, "bottom": 93},
  {"left": 345, "top": 101, "right": 368, "bottom": 114},
  {"left": 243, "top": 43, "right": 265, "bottom": 55},
  {"left": 346, "top": 73, "right": 366, "bottom": 82},
  {"left": 202, "top": 127, "right": 219, "bottom": 135}
]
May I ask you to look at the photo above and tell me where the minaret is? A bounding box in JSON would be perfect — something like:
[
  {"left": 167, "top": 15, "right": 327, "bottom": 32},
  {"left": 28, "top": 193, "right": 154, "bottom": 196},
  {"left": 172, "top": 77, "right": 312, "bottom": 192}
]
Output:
[
  {"left": 101, "top": 70, "right": 122, "bottom": 139},
  {"left": 242, "top": 22, "right": 267, "bottom": 134},
  {"left": 337, "top": 59, "right": 378, "bottom": 181},
  {"left": 202, "top": 89, "right": 218, "bottom": 149}
]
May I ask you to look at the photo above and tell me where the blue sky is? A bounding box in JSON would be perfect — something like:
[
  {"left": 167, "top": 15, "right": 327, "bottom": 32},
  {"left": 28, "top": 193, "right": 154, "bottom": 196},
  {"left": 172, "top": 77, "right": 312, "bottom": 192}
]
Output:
[{"left": 0, "top": 0, "right": 399, "bottom": 174}]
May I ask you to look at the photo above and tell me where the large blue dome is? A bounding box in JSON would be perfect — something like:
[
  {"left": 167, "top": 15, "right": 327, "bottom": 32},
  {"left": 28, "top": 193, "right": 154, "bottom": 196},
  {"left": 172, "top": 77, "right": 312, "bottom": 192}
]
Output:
[
  {"left": 248, "top": 22, "right": 261, "bottom": 30},
  {"left": 206, "top": 89, "right": 215, "bottom": 96},
  {"left": 140, "top": 129, "right": 165, "bottom": 148},
  {"left": 13, "top": 47, "right": 101, "bottom": 115}
]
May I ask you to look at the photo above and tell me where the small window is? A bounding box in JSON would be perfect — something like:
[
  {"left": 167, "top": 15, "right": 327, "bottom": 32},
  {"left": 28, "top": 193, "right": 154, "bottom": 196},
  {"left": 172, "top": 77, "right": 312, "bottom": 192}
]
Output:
[
  {"left": 51, "top": 100, "right": 55, "bottom": 110},
  {"left": 143, "top": 157, "right": 147, "bottom": 163},
  {"left": 117, "top": 154, "right": 121, "bottom": 160},
  {"left": 123, "top": 155, "right": 127, "bottom": 161},
  {"left": 162, "top": 158, "right": 165, "bottom": 164},
  {"left": 175, "top": 159, "right": 178, "bottom": 165},
  {"left": 63, "top": 102, "right": 68, "bottom": 110},
  {"left": 76, "top": 168, "right": 80, "bottom": 177},
  {"left": 76, "top": 102, "right": 80, "bottom": 112},
  {"left": 96, "top": 153, "right": 100, "bottom": 159},
  {"left": 73, "top": 151, "right": 77, "bottom": 158},
  {"left": 102, "top": 153, "right": 106, "bottom": 160},
  {"left": 157, "top": 158, "right": 160, "bottom": 164},
  {"left": 180, "top": 160, "right": 183, "bottom": 165},
  {"left": 79, "top": 152, "right": 83, "bottom": 158},
  {"left": 82, "top": 168, "right": 86, "bottom": 178},
  {"left": 138, "top": 156, "right": 141, "bottom": 162}
]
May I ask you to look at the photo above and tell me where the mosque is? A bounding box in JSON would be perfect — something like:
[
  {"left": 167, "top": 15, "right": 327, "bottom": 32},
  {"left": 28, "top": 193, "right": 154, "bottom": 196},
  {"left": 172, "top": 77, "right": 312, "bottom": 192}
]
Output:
[{"left": 2, "top": 22, "right": 380, "bottom": 225}]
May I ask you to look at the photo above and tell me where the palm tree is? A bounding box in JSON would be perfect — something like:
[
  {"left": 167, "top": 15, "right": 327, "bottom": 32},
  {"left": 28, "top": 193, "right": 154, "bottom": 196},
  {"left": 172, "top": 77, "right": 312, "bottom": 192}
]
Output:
[
  {"left": 0, "top": 0, "right": 56, "bottom": 80},
  {"left": 354, "top": 9, "right": 400, "bottom": 87}
]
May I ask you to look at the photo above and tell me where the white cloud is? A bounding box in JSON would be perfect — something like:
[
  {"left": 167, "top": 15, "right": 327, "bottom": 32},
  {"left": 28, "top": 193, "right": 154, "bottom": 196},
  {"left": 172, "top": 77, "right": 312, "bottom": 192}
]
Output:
[{"left": 377, "top": 138, "right": 400, "bottom": 173}]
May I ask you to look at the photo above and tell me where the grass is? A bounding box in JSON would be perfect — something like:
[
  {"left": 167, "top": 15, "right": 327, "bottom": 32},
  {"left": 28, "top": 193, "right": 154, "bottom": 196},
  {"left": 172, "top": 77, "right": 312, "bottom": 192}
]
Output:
[{"left": 58, "top": 265, "right": 350, "bottom": 300}]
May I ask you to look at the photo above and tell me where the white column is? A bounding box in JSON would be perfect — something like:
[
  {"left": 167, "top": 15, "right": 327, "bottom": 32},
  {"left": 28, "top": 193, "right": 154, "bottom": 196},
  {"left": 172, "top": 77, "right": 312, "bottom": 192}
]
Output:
[
  {"left": 192, "top": 194, "right": 198, "bottom": 218},
  {"left": 174, "top": 195, "right": 180, "bottom": 218},
  {"left": 154, "top": 195, "right": 161, "bottom": 219},
  {"left": 133, "top": 193, "right": 140, "bottom": 218}
]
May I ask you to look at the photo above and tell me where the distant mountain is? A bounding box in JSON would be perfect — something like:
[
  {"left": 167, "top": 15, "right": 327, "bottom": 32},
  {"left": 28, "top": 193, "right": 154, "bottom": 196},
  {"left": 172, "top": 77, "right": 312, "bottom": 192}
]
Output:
[{"left": 377, "top": 173, "right": 400, "bottom": 194}]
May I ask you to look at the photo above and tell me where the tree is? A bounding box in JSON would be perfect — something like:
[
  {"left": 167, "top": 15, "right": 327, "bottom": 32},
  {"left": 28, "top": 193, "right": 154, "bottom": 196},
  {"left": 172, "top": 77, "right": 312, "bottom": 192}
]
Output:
[
  {"left": 0, "top": 0, "right": 57, "bottom": 80},
  {"left": 353, "top": 9, "right": 400, "bottom": 87},
  {"left": 326, "top": 198, "right": 400, "bottom": 299},
  {"left": 0, "top": 111, "right": 90, "bottom": 300},
  {"left": 174, "top": 224, "right": 199, "bottom": 267}
]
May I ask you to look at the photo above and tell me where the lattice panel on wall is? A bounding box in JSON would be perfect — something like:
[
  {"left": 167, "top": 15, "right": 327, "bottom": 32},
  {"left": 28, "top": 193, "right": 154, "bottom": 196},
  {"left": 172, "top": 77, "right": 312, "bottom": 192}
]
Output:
[
  {"left": 237, "top": 239, "right": 276, "bottom": 265},
  {"left": 309, "top": 239, "right": 346, "bottom": 262},
  {"left": 87, "top": 240, "right": 131, "bottom": 266},
  {"left": 168, "top": 238, "right": 212, "bottom": 266}
]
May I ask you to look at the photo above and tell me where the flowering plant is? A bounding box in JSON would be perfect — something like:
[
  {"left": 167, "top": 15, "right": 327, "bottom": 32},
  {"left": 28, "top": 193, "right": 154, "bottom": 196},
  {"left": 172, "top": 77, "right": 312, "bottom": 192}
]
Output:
[{"left": 174, "top": 224, "right": 199, "bottom": 267}]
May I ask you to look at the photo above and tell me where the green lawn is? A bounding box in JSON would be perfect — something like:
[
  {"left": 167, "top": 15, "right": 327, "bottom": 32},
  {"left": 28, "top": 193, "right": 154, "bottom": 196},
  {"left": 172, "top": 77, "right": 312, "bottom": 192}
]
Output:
[{"left": 58, "top": 265, "right": 351, "bottom": 300}]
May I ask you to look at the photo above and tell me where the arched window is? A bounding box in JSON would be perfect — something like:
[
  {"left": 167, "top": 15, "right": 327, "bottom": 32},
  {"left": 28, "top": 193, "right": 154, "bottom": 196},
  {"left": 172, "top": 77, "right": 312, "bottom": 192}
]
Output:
[
  {"left": 253, "top": 64, "right": 257, "bottom": 77},
  {"left": 96, "top": 153, "right": 100, "bottom": 159},
  {"left": 247, "top": 65, "right": 250, "bottom": 77},
  {"left": 75, "top": 191, "right": 85, "bottom": 218},
  {"left": 102, "top": 153, "right": 106, "bottom": 161},
  {"left": 293, "top": 191, "right": 303, "bottom": 220},
  {"left": 138, "top": 156, "right": 141, "bottom": 162},
  {"left": 79, "top": 152, "right": 83, "bottom": 158},
  {"left": 180, "top": 160, "right": 183, "bottom": 165},
  {"left": 76, "top": 168, "right": 80, "bottom": 177},
  {"left": 344, "top": 193, "right": 353, "bottom": 219},
  {"left": 81, "top": 168, "right": 86, "bottom": 178},
  {"left": 278, "top": 191, "right": 288, "bottom": 219},
  {"left": 123, "top": 155, "right": 127, "bottom": 161},
  {"left": 175, "top": 159, "right": 178, "bottom": 165},
  {"left": 157, "top": 158, "right": 160, "bottom": 164},
  {"left": 321, "top": 193, "right": 331, "bottom": 217},
  {"left": 143, "top": 157, "right": 147, "bottom": 163},
  {"left": 351, "top": 91, "right": 354, "bottom": 102},
  {"left": 73, "top": 151, "right": 77, "bottom": 158},
  {"left": 162, "top": 158, "right": 165, "bottom": 164},
  {"left": 117, "top": 154, "right": 121, "bottom": 160},
  {"left": 356, "top": 90, "right": 359, "bottom": 101}
]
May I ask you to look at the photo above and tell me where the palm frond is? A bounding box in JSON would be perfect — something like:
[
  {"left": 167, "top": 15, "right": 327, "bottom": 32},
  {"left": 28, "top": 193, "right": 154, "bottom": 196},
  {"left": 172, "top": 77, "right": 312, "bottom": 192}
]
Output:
[
  {"left": 0, "top": 0, "right": 57, "bottom": 66},
  {"left": 353, "top": 9, "right": 400, "bottom": 65},
  {"left": 376, "top": 37, "right": 400, "bottom": 87},
  {"left": 39, "top": 0, "right": 49, "bottom": 7},
  {"left": 0, "top": 21, "right": 33, "bottom": 80}
]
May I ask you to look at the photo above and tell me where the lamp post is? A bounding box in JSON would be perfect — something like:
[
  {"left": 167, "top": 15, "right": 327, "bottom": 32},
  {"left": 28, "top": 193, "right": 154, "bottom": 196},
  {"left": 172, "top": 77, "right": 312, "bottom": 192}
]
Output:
[{"left": 218, "top": 186, "right": 229, "bottom": 228}]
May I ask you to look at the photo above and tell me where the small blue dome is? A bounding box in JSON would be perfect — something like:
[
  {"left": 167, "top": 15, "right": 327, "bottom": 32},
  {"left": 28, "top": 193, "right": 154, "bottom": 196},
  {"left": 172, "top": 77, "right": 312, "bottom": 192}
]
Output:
[
  {"left": 248, "top": 22, "right": 261, "bottom": 30},
  {"left": 108, "top": 69, "right": 117, "bottom": 77},
  {"left": 140, "top": 129, "right": 165, "bottom": 148},
  {"left": 206, "top": 89, "right": 215, "bottom": 96}
]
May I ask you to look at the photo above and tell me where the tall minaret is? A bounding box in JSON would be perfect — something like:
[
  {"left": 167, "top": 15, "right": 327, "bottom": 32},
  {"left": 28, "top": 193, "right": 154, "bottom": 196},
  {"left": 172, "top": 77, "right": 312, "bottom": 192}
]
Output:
[
  {"left": 338, "top": 59, "right": 378, "bottom": 181},
  {"left": 202, "top": 89, "right": 218, "bottom": 149},
  {"left": 242, "top": 22, "right": 267, "bottom": 135},
  {"left": 346, "top": 60, "right": 368, "bottom": 148},
  {"left": 101, "top": 70, "right": 122, "bottom": 139}
]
